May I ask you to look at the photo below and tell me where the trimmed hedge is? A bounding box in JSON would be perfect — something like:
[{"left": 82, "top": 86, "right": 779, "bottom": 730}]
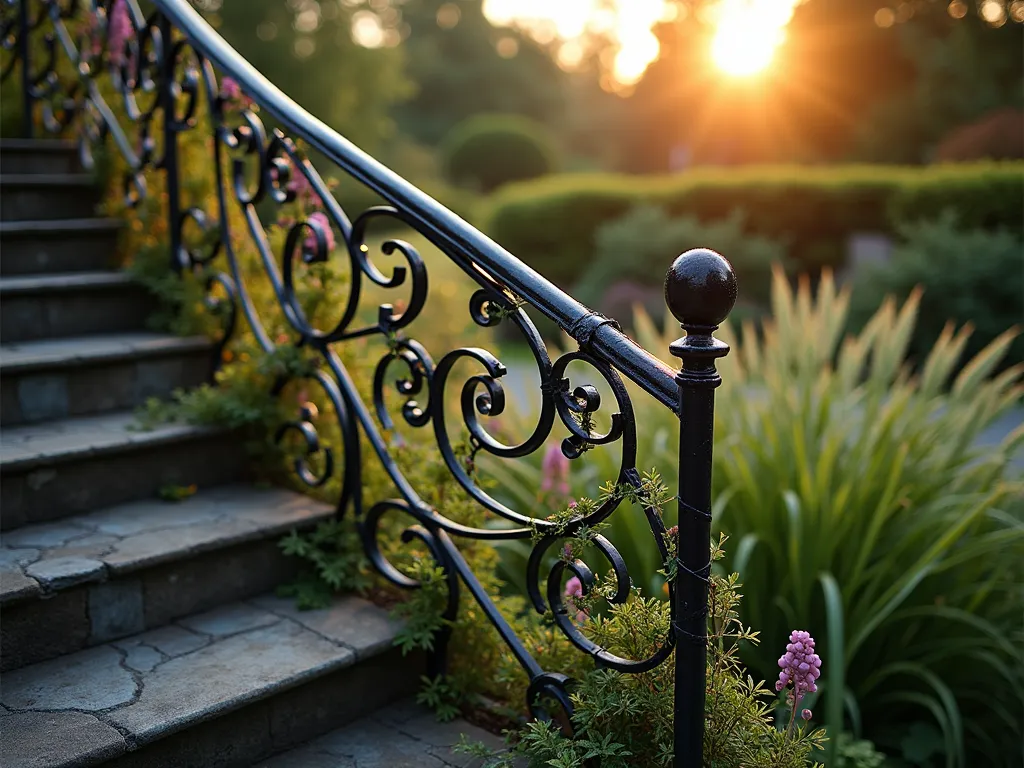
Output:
[
  {"left": 482, "top": 163, "right": 1024, "bottom": 288},
  {"left": 440, "top": 113, "right": 557, "bottom": 193}
]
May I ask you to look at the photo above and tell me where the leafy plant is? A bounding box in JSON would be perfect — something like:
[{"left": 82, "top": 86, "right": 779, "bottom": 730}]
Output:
[
  {"left": 441, "top": 113, "right": 558, "bottom": 192},
  {"left": 462, "top": 536, "right": 824, "bottom": 768},
  {"left": 633, "top": 270, "right": 1024, "bottom": 767},
  {"left": 579, "top": 204, "right": 786, "bottom": 310},
  {"left": 850, "top": 212, "right": 1024, "bottom": 369},
  {"left": 483, "top": 163, "right": 1024, "bottom": 287},
  {"left": 488, "top": 269, "right": 1022, "bottom": 766}
]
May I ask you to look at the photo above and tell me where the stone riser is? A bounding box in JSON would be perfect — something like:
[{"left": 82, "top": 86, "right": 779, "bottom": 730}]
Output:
[
  {"left": 0, "top": 595, "right": 422, "bottom": 768},
  {"left": 1, "top": 431, "right": 247, "bottom": 530},
  {"left": 0, "top": 146, "right": 81, "bottom": 175},
  {"left": 0, "top": 283, "right": 152, "bottom": 343},
  {"left": 2, "top": 539, "right": 300, "bottom": 672},
  {"left": 1, "top": 347, "right": 212, "bottom": 425},
  {"left": 0, "top": 223, "right": 120, "bottom": 276},
  {"left": 107, "top": 649, "right": 421, "bottom": 768},
  {"left": 0, "top": 177, "right": 99, "bottom": 221}
]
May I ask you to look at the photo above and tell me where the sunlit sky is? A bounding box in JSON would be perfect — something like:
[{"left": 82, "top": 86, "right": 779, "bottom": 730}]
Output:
[{"left": 482, "top": 0, "right": 802, "bottom": 86}]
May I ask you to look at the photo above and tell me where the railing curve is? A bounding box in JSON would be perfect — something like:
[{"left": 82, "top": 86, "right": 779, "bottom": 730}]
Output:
[{"left": 1, "top": 2, "right": 737, "bottom": 765}]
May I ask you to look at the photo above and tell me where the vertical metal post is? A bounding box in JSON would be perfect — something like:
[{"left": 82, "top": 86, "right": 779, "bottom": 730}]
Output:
[
  {"left": 664, "top": 248, "right": 736, "bottom": 768},
  {"left": 18, "top": 0, "right": 32, "bottom": 137},
  {"left": 158, "top": 14, "right": 183, "bottom": 272}
]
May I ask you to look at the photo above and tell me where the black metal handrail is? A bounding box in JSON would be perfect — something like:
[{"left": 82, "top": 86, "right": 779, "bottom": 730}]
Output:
[{"left": 1, "top": 2, "right": 737, "bottom": 765}]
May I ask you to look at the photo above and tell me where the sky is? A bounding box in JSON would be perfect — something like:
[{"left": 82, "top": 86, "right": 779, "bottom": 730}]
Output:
[{"left": 481, "top": 0, "right": 802, "bottom": 86}]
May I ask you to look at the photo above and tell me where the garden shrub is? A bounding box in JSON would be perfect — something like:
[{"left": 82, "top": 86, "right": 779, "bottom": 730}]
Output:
[
  {"left": 578, "top": 205, "right": 786, "bottom": 309},
  {"left": 440, "top": 113, "right": 558, "bottom": 193},
  {"left": 850, "top": 213, "right": 1024, "bottom": 369},
  {"left": 481, "top": 163, "right": 1024, "bottom": 288},
  {"left": 489, "top": 271, "right": 1023, "bottom": 767}
]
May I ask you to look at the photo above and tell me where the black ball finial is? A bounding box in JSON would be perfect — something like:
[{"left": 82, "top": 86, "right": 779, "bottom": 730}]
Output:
[{"left": 664, "top": 248, "right": 737, "bottom": 328}]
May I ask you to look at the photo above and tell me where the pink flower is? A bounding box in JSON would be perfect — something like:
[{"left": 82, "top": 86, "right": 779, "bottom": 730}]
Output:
[
  {"left": 107, "top": 0, "right": 132, "bottom": 67},
  {"left": 564, "top": 576, "right": 583, "bottom": 599},
  {"left": 287, "top": 170, "right": 319, "bottom": 208},
  {"left": 540, "top": 443, "right": 570, "bottom": 497},
  {"left": 563, "top": 576, "right": 586, "bottom": 624},
  {"left": 776, "top": 630, "right": 822, "bottom": 702},
  {"left": 777, "top": 630, "right": 822, "bottom": 736},
  {"left": 303, "top": 212, "right": 335, "bottom": 254},
  {"left": 220, "top": 76, "right": 254, "bottom": 110}
]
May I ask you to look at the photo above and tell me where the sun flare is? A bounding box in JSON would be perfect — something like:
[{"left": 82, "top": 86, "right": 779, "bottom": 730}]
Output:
[{"left": 711, "top": 0, "right": 798, "bottom": 77}]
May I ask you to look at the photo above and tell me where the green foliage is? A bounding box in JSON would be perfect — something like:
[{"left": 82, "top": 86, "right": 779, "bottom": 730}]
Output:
[
  {"left": 279, "top": 520, "right": 374, "bottom": 607},
  {"left": 631, "top": 271, "right": 1024, "bottom": 767},
  {"left": 832, "top": 734, "right": 887, "bottom": 768},
  {"left": 465, "top": 537, "right": 824, "bottom": 768},
  {"left": 489, "top": 271, "right": 1022, "bottom": 766},
  {"left": 156, "top": 483, "right": 198, "bottom": 502},
  {"left": 392, "top": 559, "right": 452, "bottom": 654},
  {"left": 203, "top": 0, "right": 410, "bottom": 153},
  {"left": 851, "top": 213, "right": 1024, "bottom": 368},
  {"left": 393, "top": 0, "right": 566, "bottom": 145},
  {"left": 416, "top": 674, "right": 463, "bottom": 723},
  {"left": 441, "top": 113, "right": 558, "bottom": 193},
  {"left": 580, "top": 205, "right": 786, "bottom": 307},
  {"left": 482, "top": 163, "right": 1024, "bottom": 288}
]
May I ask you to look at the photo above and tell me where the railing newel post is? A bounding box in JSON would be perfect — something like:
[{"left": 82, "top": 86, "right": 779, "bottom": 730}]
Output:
[{"left": 664, "top": 248, "right": 736, "bottom": 768}]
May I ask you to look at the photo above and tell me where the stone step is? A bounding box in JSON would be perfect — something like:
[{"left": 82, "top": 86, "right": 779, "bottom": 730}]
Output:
[
  {"left": 0, "top": 410, "right": 246, "bottom": 530},
  {"left": 0, "top": 173, "right": 99, "bottom": 221},
  {"left": 0, "top": 218, "right": 121, "bottom": 276},
  {"left": 1, "top": 332, "right": 214, "bottom": 425},
  {"left": 257, "top": 698, "right": 507, "bottom": 768},
  {"left": 0, "top": 139, "right": 80, "bottom": 175},
  {"left": 0, "top": 271, "right": 151, "bottom": 343},
  {"left": 0, "top": 484, "right": 335, "bottom": 671},
  {"left": 0, "top": 594, "right": 421, "bottom": 768}
]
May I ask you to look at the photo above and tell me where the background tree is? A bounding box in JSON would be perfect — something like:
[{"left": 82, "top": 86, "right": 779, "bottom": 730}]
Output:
[{"left": 201, "top": 0, "right": 410, "bottom": 153}]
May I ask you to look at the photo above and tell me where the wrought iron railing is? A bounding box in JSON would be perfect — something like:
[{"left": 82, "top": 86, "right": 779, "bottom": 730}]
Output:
[{"left": 1, "top": 2, "right": 737, "bottom": 764}]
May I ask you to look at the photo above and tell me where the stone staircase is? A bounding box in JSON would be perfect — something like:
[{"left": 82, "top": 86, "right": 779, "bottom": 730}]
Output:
[{"left": 0, "top": 139, "right": 498, "bottom": 767}]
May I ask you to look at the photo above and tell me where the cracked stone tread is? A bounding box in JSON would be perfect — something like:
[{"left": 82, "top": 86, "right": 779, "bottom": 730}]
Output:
[
  {"left": 0, "top": 331, "right": 211, "bottom": 372},
  {"left": 0, "top": 484, "right": 334, "bottom": 603},
  {"left": 0, "top": 410, "right": 225, "bottom": 471},
  {"left": 256, "top": 698, "right": 518, "bottom": 768},
  {"left": 0, "top": 594, "right": 402, "bottom": 767}
]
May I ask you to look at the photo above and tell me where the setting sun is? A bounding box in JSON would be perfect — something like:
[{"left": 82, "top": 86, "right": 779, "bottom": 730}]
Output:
[
  {"left": 711, "top": 0, "right": 798, "bottom": 76},
  {"left": 484, "top": 0, "right": 801, "bottom": 85}
]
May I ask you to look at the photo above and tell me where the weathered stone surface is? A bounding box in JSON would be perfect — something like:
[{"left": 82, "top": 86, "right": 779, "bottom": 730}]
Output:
[
  {"left": 2, "top": 522, "right": 82, "bottom": 549},
  {"left": 0, "top": 547, "right": 38, "bottom": 569},
  {"left": 16, "top": 373, "right": 68, "bottom": 423},
  {"left": 0, "top": 590, "right": 89, "bottom": 671},
  {"left": 253, "top": 594, "right": 402, "bottom": 658},
  {"left": 25, "top": 555, "right": 104, "bottom": 589},
  {"left": 178, "top": 603, "right": 279, "bottom": 638},
  {"left": 1, "top": 645, "right": 137, "bottom": 711},
  {"left": 257, "top": 746, "right": 350, "bottom": 768},
  {"left": 119, "top": 643, "right": 164, "bottom": 673},
  {"left": 258, "top": 700, "right": 510, "bottom": 768},
  {"left": 88, "top": 579, "right": 144, "bottom": 642},
  {"left": 129, "top": 625, "right": 207, "bottom": 658},
  {"left": 107, "top": 619, "right": 353, "bottom": 744},
  {"left": 0, "top": 711, "right": 126, "bottom": 768},
  {"left": 0, "top": 568, "right": 39, "bottom": 603}
]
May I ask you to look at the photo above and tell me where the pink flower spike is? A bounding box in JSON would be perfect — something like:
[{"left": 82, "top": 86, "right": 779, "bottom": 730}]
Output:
[
  {"left": 220, "top": 76, "right": 241, "bottom": 101},
  {"left": 776, "top": 630, "right": 822, "bottom": 705},
  {"left": 303, "top": 212, "right": 335, "bottom": 254},
  {"left": 540, "top": 443, "right": 570, "bottom": 499},
  {"left": 107, "top": 0, "right": 132, "bottom": 67}
]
